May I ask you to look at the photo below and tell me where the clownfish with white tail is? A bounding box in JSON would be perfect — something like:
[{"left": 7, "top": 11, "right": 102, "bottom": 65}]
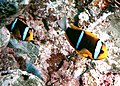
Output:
[
  {"left": 6, "top": 18, "right": 33, "bottom": 41},
  {"left": 58, "top": 16, "right": 108, "bottom": 60}
]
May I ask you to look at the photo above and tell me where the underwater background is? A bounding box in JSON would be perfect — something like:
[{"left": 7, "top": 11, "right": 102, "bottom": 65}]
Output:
[{"left": 0, "top": 0, "right": 120, "bottom": 86}]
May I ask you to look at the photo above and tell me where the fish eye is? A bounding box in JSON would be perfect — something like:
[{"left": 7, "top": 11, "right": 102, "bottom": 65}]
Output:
[
  {"left": 101, "top": 50, "right": 104, "bottom": 53},
  {"left": 29, "top": 28, "right": 32, "bottom": 30},
  {"left": 27, "top": 33, "right": 30, "bottom": 37}
]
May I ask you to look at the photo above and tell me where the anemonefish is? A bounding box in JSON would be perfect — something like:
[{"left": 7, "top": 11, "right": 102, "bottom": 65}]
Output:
[
  {"left": 58, "top": 16, "right": 108, "bottom": 60},
  {"left": 6, "top": 18, "right": 33, "bottom": 41}
]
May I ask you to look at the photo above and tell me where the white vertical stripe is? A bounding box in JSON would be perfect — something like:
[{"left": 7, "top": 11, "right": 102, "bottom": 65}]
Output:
[
  {"left": 94, "top": 40, "right": 102, "bottom": 59},
  {"left": 76, "top": 30, "right": 84, "bottom": 49},
  {"left": 11, "top": 18, "right": 18, "bottom": 31},
  {"left": 22, "top": 27, "right": 29, "bottom": 40}
]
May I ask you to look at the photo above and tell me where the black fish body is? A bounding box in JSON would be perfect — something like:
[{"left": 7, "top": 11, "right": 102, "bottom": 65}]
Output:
[{"left": 6, "top": 18, "right": 33, "bottom": 41}]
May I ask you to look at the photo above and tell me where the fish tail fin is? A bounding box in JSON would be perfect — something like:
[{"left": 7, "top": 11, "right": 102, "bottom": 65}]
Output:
[{"left": 57, "top": 16, "right": 68, "bottom": 31}]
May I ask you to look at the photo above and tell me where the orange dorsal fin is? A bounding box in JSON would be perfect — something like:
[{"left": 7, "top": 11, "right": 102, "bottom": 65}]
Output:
[{"left": 70, "top": 23, "right": 82, "bottom": 31}]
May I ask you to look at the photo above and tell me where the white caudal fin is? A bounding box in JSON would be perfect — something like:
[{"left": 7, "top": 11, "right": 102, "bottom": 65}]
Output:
[{"left": 57, "top": 16, "right": 69, "bottom": 31}]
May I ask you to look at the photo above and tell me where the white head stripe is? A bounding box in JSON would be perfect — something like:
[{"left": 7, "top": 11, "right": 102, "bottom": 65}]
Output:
[
  {"left": 22, "top": 27, "right": 29, "bottom": 40},
  {"left": 76, "top": 30, "right": 84, "bottom": 49},
  {"left": 11, "top": 18, "right": 18, "bottom": 31},
  {"left": 94, "top": 40, "right": 102, "bottom": 59}
]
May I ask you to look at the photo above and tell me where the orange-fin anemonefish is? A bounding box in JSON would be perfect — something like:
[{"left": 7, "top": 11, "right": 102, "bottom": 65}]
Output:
[
  {"left": 6, "top": 18, "right": 33, "bottom": 41},
  {"left": 58, "top": 16, "right": 108, "bottom": 60}
]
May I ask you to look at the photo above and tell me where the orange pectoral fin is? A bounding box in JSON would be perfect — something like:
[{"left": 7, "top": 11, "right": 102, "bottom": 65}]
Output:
[
  {"left": 76, "top": 48, "right": 93, "bottom": 60},
  {"left": 97, "top": 44, "right": 108, "bottom": 60},
  {"left": 70, "top": 23, "right": 82, "bottom": 30}
]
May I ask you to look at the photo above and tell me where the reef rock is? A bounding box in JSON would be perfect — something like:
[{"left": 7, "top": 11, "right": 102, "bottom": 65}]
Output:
[
  {"left": 0, "top": 27, "right": 10, "bottom": 50},
  {"left": 0, "top": 69, "right": 45, "bottom": 86}
]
